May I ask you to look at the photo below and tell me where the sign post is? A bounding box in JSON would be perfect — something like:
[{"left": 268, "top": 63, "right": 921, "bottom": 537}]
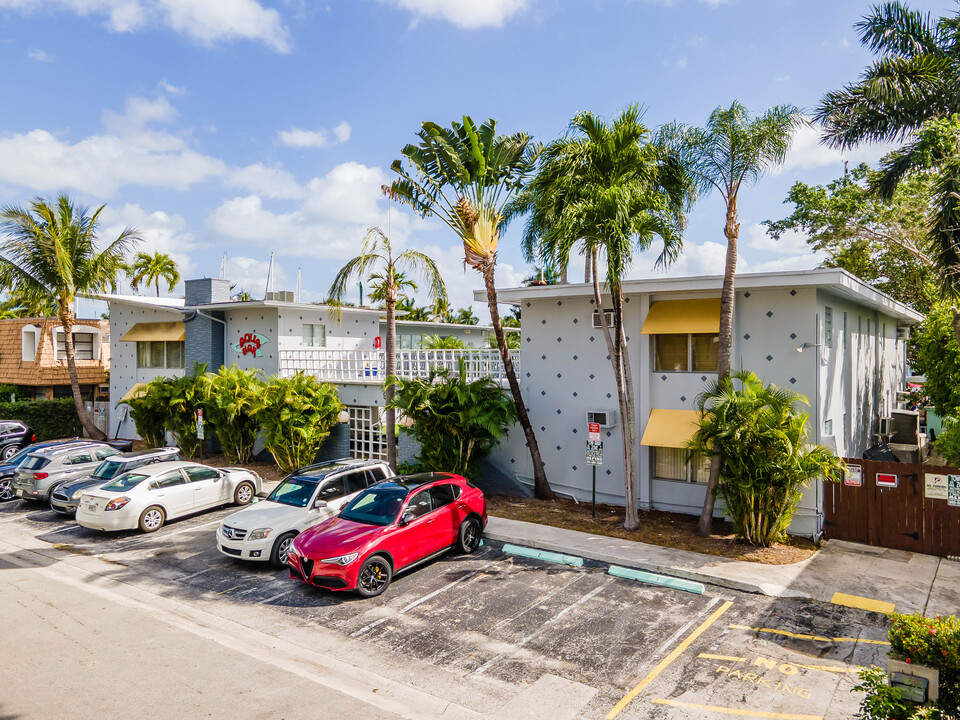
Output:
[
  {"left": 586, "top": 423, "right": 603, "bottom": 517},
  {"left": 196, "top": 409, "right": 205, "bottom": 463}
]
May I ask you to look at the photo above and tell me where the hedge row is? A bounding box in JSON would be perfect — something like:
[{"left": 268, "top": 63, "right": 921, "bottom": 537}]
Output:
[{"left": 0, "top": 399, "right": 83, "bottom": 440}]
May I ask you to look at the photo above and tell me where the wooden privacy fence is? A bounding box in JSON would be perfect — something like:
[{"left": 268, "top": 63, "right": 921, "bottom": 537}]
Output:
[{"left": 824, "top": 458, "right": 960, "bottom": 556}]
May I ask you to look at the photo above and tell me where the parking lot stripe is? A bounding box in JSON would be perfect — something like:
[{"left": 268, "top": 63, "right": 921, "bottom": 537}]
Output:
[
  {"left": 728, "top": 624, "right": 891, "bottom": 646},
  {"left": 651, "top": 699, "right": 823, "bottom": 720},
  {"left": 41, "top": 524, "right": 81, "bottom": 536},
  {"left": 605, "top": 600, "right": 733, "bottom": 719},
  {"left": 830, "top": 592, "right": 895, "bottom": 614},
  {"left": 698, "top": 653, "right": 745, "bottom": 662}
]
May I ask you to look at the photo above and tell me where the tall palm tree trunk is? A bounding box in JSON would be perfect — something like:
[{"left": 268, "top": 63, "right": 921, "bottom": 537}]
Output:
[
  {"left": 612, "top": 286, "right": 639, "bottom": 530},
  {"left": 584, "top": 250, "right": 592, "bottom": 284},
  {"left": 481, "top": 263, "right": 554, "bottom": 500},
  {"left": 60, "top": 300, "right": 106, "bottom": 440},
  {"left": 697, "top": 194, "right": 740, "bottom": 537},
  {"left": 155, "top": 278, "right": 160, "bottom": 297},
  {"left": 592, "top": 250, "right": 638, "bottom": 530},
  {"left": 385, "top": 294, "right": 398, "bottom": 471}
]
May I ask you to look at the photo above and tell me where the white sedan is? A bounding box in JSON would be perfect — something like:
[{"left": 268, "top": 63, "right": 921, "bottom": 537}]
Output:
[{"left": 76, "top": 462, "right": 261, "bottom": 533}]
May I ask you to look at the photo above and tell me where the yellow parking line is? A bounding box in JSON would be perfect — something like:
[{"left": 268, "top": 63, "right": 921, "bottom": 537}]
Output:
[
  {"left": 216, "top": 585, "right": 239, "bottom": 595},
  {"left": 605, "top": 600, "right": 733, "bottom": 719},
  {"left": 796, "top": 663, "right": 860, "bottom": 674},
  {"left": 653, "top": 699, "right": 823, "bottom": 720},
  {"left": 830, "top": 592, "right": 895, "bottom": 614},
  {"left": 698, "top": 653, "right": 745, "bottom": 662},
  {"left": 728, "top": 624, "right": 890, "bottom": 646}
]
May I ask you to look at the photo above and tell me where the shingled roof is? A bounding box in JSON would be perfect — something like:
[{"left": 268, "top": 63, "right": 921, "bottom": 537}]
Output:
[{"left": 0, "top": 318, "right": 109, "bottom": 387}]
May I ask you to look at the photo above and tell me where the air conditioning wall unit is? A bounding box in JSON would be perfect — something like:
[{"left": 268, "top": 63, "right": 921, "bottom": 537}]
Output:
[
  {"left": 878, "top": 416, "right": 895, "bottom": 436},
  {"left": 896, "top": 326, "right": 910, "bottom": 340},
  {"left": 592, "top": 310, "right": 615, "bottom": 328},
  {"left": 586, "top": 410, "right": 618, "bottom": 428},
  {"left": 265, "top": 290, "right": 295, "bottom": 302}
]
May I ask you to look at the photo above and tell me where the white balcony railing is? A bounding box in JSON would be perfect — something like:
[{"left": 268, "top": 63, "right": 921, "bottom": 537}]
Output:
[{"left": 278, "top": 348, "right": 517, "bottom": 385}]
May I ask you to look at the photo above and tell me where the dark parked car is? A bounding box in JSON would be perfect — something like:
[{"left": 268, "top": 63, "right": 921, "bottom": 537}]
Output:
[
  {"left": 0, "top": 422, "right": 35, "bottom": 461},
  {"left": 0, "top": 438, "right": 84, "bottom": 502},
  {"left": 50, "top": 446, "right": 184, "bottom": 515}
]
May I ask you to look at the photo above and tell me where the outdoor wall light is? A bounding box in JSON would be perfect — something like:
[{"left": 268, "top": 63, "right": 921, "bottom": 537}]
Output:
[{"left": 796, "top": 342, "right": 822, "bottom": 353}]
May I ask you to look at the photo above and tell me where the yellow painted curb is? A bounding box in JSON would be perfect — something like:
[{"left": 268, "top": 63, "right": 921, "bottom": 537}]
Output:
[{"left": 830, "top": 592, "right": 895, "bottom": 614}]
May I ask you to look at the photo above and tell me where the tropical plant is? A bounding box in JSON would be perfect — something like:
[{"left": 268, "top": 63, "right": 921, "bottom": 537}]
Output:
[
  {"left": 521, "top": 265, "right": 562, "bottom": 286},
  {"left": 387, "top": 359, "right": 518, "bottom": 479},
  {"left": 396, "top": 297, "right": 431, "bottom": 321},
  {"left": 143, "top": 364, "right": 209, "bottom": 458},
  {"left": 329, "top": 226, "right": 447, "bottom": 471},
  {"left": 0, "top": 288, "right": 59, "bottom": 317},
  {"left": 129, "top": 250, "right": 180, "bottom": 297},
  {"left": 390, "top": 115, "right": 554, "bottom": 499},
  {"left": 660, "top": 101, "right": 804, "bottom": 536},
  {"left": 507, "top": 106, "right": 692, "bottom": 528},
  {"left": 368, "top": 270, "right": 417, "bottom": 307},
  {"left": 0, "top": 194, "right": 140, "bottom": 440},
  {"left": 453, "top": 306, "right": 479, "bottom": 326},
  {"left": 124, "top": 382, "right": 169, "bottom": 448},
  {"left": 252, "top": 372, "right": 342, "bottom": 474},
  {"left": 687, "top": 370, "right": 845, "bottom": 547},
  {"left": 420, "top": 334, "right": 465, "bottom": 349},
  {"left": 765, "top": 162, "right": 938, "bottom": 312},
  {"left": 816, "top": 2, "right": 960, "bottom": 348},
  {"left": 202, "top": 365, "right": 264, "bottom": 464},
  {"left": 936, "top": 416, "right": 960, "bottom": 466},
  {"left": 487, "top": 332, "right": 520, "bottom": 350},
  {"left": 912, "top": 304, "right": 960, "bottom": 416}
]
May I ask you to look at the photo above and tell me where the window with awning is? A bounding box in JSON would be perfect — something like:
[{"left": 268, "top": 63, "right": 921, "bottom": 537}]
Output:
[
  {"left": 121, "top": 322, "right": 185, "bottom": 342},
  {"left": 118, "top": 383, "right": 148, "bottom": 404},
  {"left": 642, "top": 300, "right": 720, "bottom": 372},
  {"left": 641, "top": 408, "right": 710, "bottom": 484}
]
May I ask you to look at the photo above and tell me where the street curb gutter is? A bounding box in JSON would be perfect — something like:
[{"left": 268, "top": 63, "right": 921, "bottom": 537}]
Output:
[{"left": 484, "top": 527, "right": 774, "bottom": 597}]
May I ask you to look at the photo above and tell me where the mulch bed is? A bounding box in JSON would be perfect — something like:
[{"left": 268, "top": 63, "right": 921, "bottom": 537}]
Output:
[{"left": 486, "top": 495, "right": 817, "bottom": 565}]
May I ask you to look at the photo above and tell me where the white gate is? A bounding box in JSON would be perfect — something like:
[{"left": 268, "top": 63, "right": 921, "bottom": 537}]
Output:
[{"left": 347, "top": 406, "right": 386, "bottom": 461}]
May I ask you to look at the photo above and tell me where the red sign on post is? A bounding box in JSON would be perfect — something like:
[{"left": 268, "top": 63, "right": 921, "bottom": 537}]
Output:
[{"left": 588, "top": 422, "right": 601, "bottom": 442}]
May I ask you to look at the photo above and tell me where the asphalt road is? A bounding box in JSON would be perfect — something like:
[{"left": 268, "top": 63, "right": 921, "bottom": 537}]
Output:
[{"left": 0, "top": 497, "right": 892, "bottom": 720}]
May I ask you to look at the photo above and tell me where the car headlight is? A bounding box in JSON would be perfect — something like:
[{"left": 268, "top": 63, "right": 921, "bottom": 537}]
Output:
[
  {"left": 321, "top": 552, "right": 359, "bottom": 566},
  {"left": 248, "top": 528, "right": 272, "bottom": 541},
  {"left": 72, "top": 489, "right": 84, "bottom": 500}
]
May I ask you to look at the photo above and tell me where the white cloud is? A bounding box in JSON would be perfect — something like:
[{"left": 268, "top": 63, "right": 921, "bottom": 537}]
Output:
[
  {"left": 776, "top": 121, "right": 898, "bottom": 176},
  {"left": 158, "top": 79, "right": 185, "bottom": 95},
  {"left": 384, "top": 0, "right": 528, "bottom": 29},
  {"left": 227, "top": 163, "right": 306, "bottom": 199},
  {"left": 745, "top": 223, "right": 811, "bottom": 256},
  {"left": 277, "top": 122, "right": 352, "bottom": 149},
  {"left": 774, "top": 75, "right": 790, "bottom": 83},
  {"left": 27, "top": 48, "right": 54, "bottom": 61},
  {"left": 223, "top": 255, "right": 287, "bottom": 298},
  {"left": 102, "top": 95, "right": 178, "bottom": 134},
  {"left": 0, "top": 0, "right": 290, "bottom": 52}
]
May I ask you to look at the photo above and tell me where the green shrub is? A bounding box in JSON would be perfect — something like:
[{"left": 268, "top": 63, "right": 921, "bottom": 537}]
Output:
[
  {"left": 935, "top": 417, "right": 960, "bottom": 466},
  {"left": 124, "top": 382, "right": 169, "bottom": 448},
  {"left": 387, "top": 358, "right": 517, "bottom": 479},
  {"left": 252, "top": 373, "right": 342, "bottom": 474},
  {"left": 396, "top": 460, "right": 427, "bottom": 476},
  {"left": 0, "top": 399, "right": 82, "bottom": 440},
  {"left": 138, "top": 364, "right": 209, "bottom": 458},
  {"left": 854, "top": 667, "right": 911, "bottom": 720},
  {"left": 0, "top": 384, "right": 33, "bottom": 402},
  {"left": 889, "top": 613, "right": 960, "bottom": 713},
  {"left": 202, "top": 366, "right": 263, "bottom": 464}
]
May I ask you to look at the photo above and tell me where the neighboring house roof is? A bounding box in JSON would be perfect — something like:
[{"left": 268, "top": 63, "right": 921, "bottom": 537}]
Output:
[
  {"left": 0, "top": 317, "right": 109, "bottom": 387},
  {"left": 478, "top": 268, "right": 924, "bottom": 325},
  {"left": 388, "top": 319, "right": 519, "bottom": 334}
]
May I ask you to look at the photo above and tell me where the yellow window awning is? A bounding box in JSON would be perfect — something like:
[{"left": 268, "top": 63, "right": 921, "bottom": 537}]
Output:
[
  {"left": 640, "top": 299, "right": 721, "bottom": 335},
  {"left": 640, "top": 409, "right": 701, "bottom": 449},
  {"left": 121, "top": 321, "right": 185, "bottom": 342},
  {"left": 118, "top": 382, "right": 148, "bottom": 404}
]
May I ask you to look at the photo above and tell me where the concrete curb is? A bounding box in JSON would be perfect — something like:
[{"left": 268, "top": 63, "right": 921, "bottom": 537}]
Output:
[{"left": 484, "top": 526, "right": 784, "bottom": 597}]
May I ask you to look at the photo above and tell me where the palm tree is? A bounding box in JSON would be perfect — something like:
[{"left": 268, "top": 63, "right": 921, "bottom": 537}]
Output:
[
  {"left": 329, "top": 226, "right": 446, "bottom": 471},
  {"left": 815, "top": 2, "right": 960, "bottom": 344},
  {"left": 368, "top": 270, "right": 417, "bottom": 307},
  {"left": 511, "top": 106, "right": 692, "bottom": 529},
  {"left": 129, "top": 250, "right": 180, "bottom": 297},
  {"left": 453, "top": 306, "right": 479, "bottom": 326},
  {"left": 0, "top": 195, "right": 139, "bottom": 439},
  {"left": 661, "top": 101, "right": 803, "bottom": 537},
  {"left": 390, "top": 115, "right": 555, "bottom": 500},
  {"left": 396, "top": 298, "right": 431, "bottom": 322},
  {"left": 420, "top": 334, "right": 465, "bottom": 349}
]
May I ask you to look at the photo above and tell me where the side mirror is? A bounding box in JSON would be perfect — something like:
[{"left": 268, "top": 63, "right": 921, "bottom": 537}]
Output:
[
  {"left": 313, "top": 499, "right": 328, "bottom": 509},
  {"left": 399, "top": 510, "right": 415, "bottom": 527}
]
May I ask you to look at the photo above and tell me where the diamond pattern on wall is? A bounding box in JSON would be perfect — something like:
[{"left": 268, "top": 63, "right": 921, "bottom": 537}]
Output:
[
  {"left": 589, "top": 374, "right": 595, "bottom": 379},
  {"left": 541, "top": 319, "right": 546, "bottom": 325},
  {"left": 789, "top": 377, "right": 797, "bottom": 384},
  {"left": 573, "top": 391, "right": 578, "bottom": 397},
  {"left": 606, "top": 430, "right": 612, "bottom": 437},
  {"left": 606, "top": 393, "right": 612, "bottom": 399},
  {"left": 542, "top": 355, "right": 546, "bottom": 360},
  {"left": 766, "top": 355, "right": 773, "bottom": 361},
  {"left": 661, "top": 374, "right": 667, "bottom": 381},
  {"left": 557, "top": 300, "right": 563, "bottom": 306},
  {"left": 789, "top": 289, "right": 797, "bottom": 296},
  {"left": 590, "top": 336, "right": 595, "bottom": 342},
  {"left": 526, "top": 372, "right": 531, "bottom": 378},
  {"left": 572, "top": 428, "right": 578, "bottom": 433},
  {"left": 789, "top": 333, "right": 797, "bottom": 340},
  {"left": 766, "top": 311, "right": 773, "bottom": 318},
  {"left": 556, "top": 409, "right": 562, "bottom": 414},
  {"left": 701, "top": 375, "right": 707, "bottom": 382},
  {"left": 541, "top": 390, "right": 546, "bottom": 396},
  {"left": 557, "top": 337, "right": 562, "bottom": 343},
  {"left": 573, "top": 355, "right": 578, "bottom": 361},
  {"left": 573, "top": 318, "right": 578, "bottom": 324},
  {"left": 572, "top": 465, "right": 578, "bottom": 471},
  {"left": 680, "top": 395, "right": 686, "bottom": 402},
  {"left": 556, "top": 373, "right": 562, "bottom": 378},
  {"left": 743, "top": 333, "right": 750, "bottom": 340},
  {"left": 744, "top": 291, "right": 751, "bottom": 298}
]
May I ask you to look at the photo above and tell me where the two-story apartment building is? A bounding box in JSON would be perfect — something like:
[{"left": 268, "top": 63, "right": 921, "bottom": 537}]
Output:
[
  {"left": 0, "top": 317, "right": 110, "bottom": 400},
  {"left": 477, "top": 268, "right": 923, "bottom": 538},
  {"left": 103, "top": 278, "right": 515, "bottom": 461}
]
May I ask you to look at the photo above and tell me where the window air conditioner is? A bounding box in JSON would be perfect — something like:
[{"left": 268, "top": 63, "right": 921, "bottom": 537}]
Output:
[
  {"left": 878, "top": 416, "right": 895, "bottom": 435},
  {"left": 586, "top": 410, "right": 618, "bottom": 428},
  {"left": 592, "top": 310, "right": 615, "bottom": 328},
  {"left": 896, "top": 326, "right": 910, "bottom": 340}
]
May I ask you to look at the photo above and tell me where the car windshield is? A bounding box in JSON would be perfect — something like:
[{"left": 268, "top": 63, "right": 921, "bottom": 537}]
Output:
[
  {"left": 266, "top": 477, "right": 319, "bottom": 508},
  {"left": 4, "top": 447, "right": 34, "bottom": 466},
  {"left": 340, "top": 485, "right": 408, "bottom": 526},
  {"left": 92, "top": 460, "right": 126, "bottom": 480},
  {"left": 101, "top": 473, "right": 149, "bottom": 493},
  {"left": 19, "top": 455, "right": 49, "bottom": 471}
]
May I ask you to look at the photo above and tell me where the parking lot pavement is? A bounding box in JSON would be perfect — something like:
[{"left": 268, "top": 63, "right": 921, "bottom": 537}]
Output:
[{"left": 0, "top": 498, "right": 892, "bottom": 720}]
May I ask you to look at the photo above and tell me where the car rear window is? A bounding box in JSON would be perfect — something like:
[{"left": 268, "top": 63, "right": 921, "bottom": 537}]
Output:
[
  {"left": 92, "top": 460, "right": 126, "bottom": 480},
  {"left": 101, "top": 473, "right": 149, "bottom": 492},
  {"left": 20, "top": 455, "right": 49, "bottom": 471}
]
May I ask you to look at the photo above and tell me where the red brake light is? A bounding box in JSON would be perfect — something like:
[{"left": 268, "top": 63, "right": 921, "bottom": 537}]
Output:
[
  {"left": 33, "top": 472, "right": 48, "bottom": 480},
  {"left": 30, "top": 434, "right": 36, "bottom": 442}
]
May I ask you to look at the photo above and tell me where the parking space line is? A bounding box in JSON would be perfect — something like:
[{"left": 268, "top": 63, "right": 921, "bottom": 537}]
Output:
[
  {"left": 699, "top": 653, "right": 745, "bottom": 662},
  {"left": 651, "top": 699, "right": 823, "bottom": 720},
  {"left": 830, "top": 592, "right": 895, "bottom": 614},
  {"left": 40, "top": 524, "right": 81, "bottom": 536},
  {"left": 474, "top": 579, "right": 612, "bottom": 675},
  {"left": 256, "top": 588, "right": 297, "bottom": 604},
  {"left": 351, "top": 561, "right": 497, "bottom": 638},
  {"left": 605, "top": 600, "right": 733, "bottom": 719},
  {"left": 728, "top": 624, "right": 890, "bottom": 646},
  {"left": 215, "top": 585, "right": 240, "bottom": 595}
]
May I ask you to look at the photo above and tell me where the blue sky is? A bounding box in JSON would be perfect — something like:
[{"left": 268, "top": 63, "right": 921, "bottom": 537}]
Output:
[{"left": 0, "top": 0, "right": 950, "bottom": 319}]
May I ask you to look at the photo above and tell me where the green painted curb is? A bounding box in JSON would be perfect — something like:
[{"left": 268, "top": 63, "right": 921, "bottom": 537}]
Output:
[
  {"left": 502, "top": 543, "right": 584, "bottom": 567},
  {"left": 608, "top": 565, "right": 704, "bottom": 594}
]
